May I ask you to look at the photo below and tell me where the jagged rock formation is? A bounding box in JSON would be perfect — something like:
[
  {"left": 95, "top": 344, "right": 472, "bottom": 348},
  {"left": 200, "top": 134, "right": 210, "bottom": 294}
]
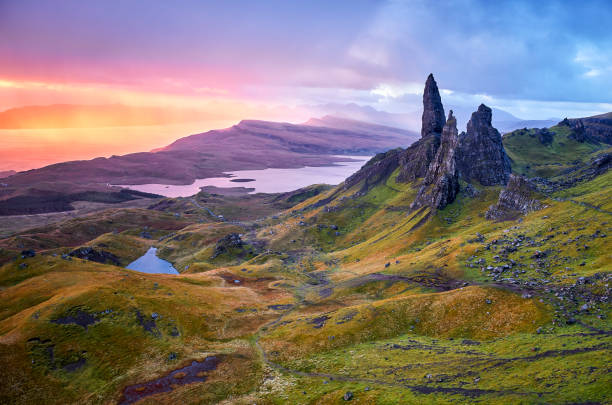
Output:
[
  {"left": 420, "top": 73, "right": 446, "bottom": 138},
  {"left": 344, "top": 149, "right": 402, "bottom": 191},
  {"left": 398, "top": 74, "right": 444, "bottom": 182},
  {"left": 411, "top": 111, "right": 459, "bottom": 210},
  {"left": 560, "top": 113, "right": 612, "bottom": 144},
  {"left": 456, "top": 104, "right": 512, "bottom": 186},
  {"left": 397, "top": 136, "right": 440, "bottom": 182},
  {"left": 561, "top": 118, "right": 589, "bottom": 142},
  {"left": 485, "top": 174, "right": 543, "bottom": 221},
  {"left": 396, "top": 76, "right": 513, "bottom": 212}
]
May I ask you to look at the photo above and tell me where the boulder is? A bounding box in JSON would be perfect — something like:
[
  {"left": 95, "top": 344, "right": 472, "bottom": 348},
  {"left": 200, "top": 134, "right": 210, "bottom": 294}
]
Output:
[{"left": 21, "top": 249, "right": 36, "bottom": 258}]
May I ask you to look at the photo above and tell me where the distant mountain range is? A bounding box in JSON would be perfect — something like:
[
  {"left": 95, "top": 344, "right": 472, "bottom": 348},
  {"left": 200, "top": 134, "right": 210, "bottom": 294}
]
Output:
[
  {"left": 0, "top": 118, "right": 417, "bottom": 214},
  {"left": 2, "top": 105, "right": 609, "bottom": 215},
  {"left": 305, "top": 102, "right": 559, "bottom": 133}
]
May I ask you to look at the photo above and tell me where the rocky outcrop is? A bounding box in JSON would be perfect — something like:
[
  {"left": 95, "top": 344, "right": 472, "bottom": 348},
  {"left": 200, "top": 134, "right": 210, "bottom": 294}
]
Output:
[
  {"left": 420, "top": 73, "right": 446, "bottom": 138},
  {"left": 411, "top": 111, "right": 460, "bottom": 210},
  {"left": 344, "top": 148, "right": 402, "bottom": 191},
  {"left": 69, "top": 246, "right": 121, "bottom": 265},
  {"left": 456, "top": 104, "right": 512, "bottom": 186},
  {"left": 397, "top": 77, "right": 512, "bottom": 211},
  {"left": 562, "top": 118, "right": 589, "bottom": 142},
  {"left": 212, "top": 233, "right": 243, "bottom": 259},
  {"left": 530, "top": 152, "right": 612, "bottom": 193},
  {"left": 560, "top": 113, "right": 612, "bottom": 144},
  {"left": 485, "top": 174, "right": 543, "bottom": 221},
  {"left": 397, "top": 74, "right": 444, "bottom": 183}
]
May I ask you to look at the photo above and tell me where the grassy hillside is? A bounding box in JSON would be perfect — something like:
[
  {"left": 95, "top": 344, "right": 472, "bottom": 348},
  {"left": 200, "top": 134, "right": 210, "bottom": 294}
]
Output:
[
  {"left": 503, "top": 125, "right": 605, "bottom": 177},
  {"left": 0, "top": 138, "right": 610, "bottom": 403}
]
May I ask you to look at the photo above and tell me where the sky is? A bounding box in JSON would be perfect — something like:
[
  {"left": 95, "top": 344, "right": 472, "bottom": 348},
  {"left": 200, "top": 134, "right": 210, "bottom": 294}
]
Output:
[{"left": 1, "top": 0, "right": 612, "bottom": 128}]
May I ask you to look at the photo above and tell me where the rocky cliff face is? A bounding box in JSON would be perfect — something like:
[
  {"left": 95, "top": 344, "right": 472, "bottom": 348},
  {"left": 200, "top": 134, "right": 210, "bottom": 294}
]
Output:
[
  {"left": 411, "top": 111, "right": 459, "bottom": 210},
  {"left": 397, "top": 135, "right": 440, "bottom": 182},
  {"left": 456, "top": 104, "right": 512, "bottom": 186},
  {"left": 485, "top": 174, "right": 543, "bottom": 221},
  {"left": 396, "top": 77, "right": 514, "bottom": 211},
  {"left": 397, "top": 74, "right": 444, "bottom": 183},
  {"left": 560, "top": 113, "right": 612, "bottom": 144}
]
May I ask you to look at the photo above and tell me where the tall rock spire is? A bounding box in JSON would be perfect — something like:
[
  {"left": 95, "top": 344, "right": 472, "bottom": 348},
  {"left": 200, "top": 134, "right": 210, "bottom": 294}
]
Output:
[
  {"left": 456, "top": 104, "right": 512, "bottom": 186},
  {"left": 421, "top": 73, "right": 446, "bottom": 138},
  {"left": 397, "top": 74, "right": 445, "bottom": 183}
]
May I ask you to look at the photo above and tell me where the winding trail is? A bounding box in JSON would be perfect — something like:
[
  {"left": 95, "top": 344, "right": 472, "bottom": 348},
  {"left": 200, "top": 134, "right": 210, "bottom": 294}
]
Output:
[
  {"left": 250, "top": 277, "right": 541, "bottom": 399},
  {"left": 190, "top": 198, "right": 220, "bottom": 218},
  {"left": 249, "top": 261, "right": 612, "bottom": 400},
  {"left": 253, "top": 319, "right": 548, "bottom": 399},
  {"left": 552, "top": 197, "right": 612, "bottom": 215}
]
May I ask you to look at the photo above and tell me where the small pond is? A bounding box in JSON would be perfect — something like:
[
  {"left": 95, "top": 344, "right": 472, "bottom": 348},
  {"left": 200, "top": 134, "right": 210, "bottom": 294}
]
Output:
[{"left": 126, "top": 247, "right": 179, "bottom": 275}]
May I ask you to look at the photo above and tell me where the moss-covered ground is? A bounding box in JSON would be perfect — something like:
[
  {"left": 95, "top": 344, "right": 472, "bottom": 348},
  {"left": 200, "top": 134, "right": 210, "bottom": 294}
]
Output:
[{"left": 0, "top": 147, "right": 610, "bottom": 403}]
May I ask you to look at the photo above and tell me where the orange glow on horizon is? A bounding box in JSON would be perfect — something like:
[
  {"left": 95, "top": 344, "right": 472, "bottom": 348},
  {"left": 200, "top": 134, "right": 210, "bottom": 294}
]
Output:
[{"left": 0, "top": 77, "right": 312, "bottom": 171}]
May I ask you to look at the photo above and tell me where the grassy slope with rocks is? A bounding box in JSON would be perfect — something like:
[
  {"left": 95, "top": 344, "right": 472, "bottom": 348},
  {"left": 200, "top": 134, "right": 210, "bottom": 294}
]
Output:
[{"left": 0, "top": 127, "right": 610, "bottom": 404}]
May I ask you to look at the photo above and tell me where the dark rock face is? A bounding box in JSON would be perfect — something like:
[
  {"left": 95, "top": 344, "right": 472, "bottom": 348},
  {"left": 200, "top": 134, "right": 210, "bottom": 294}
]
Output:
[
  {"left": 564, "top": 119, "right": 588, "bottom": 142},
  {"left": 398, "top": 77, "right": 511, "bottom": 200},
  {"left": 560, "top": 114, "right": 612, "bottom": 144},
  {"left": 592, "top": 152, "right": 612, "bottom": 175},
  {"left": 397, "top": 135, "right": 440, "bottom": 182},
  {"left": 485, "top": 174, "right": 543, "bottom": 221},
  {"left": 421, "top": 74, "right": 446, "bottom": 138},
  {"left": 456, "top": 104, "right": 512, "bottom": 186},
  {"left": 397, "top": 74, "right": 444, "bottom": 183},
  {"left": 344, "top": 149, "right": 402, "bottom": 191},
  {"left": 21, "top": 249, "right": 36, "bottom": 258},
  {"left": 69, "top": 247, "right": 121, "bottom": 265},
  {"left": 411, "top": 111, "right": 460, "bottom": 210}
]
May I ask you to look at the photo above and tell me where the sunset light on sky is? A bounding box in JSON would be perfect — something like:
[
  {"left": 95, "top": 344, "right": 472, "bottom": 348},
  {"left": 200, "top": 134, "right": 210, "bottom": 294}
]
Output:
[{"left": 1, "top": 0, "right": 612, "bottom": 170}]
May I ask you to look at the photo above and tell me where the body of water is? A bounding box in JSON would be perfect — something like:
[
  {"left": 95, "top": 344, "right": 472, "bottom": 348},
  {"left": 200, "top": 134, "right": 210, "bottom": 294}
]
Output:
[
  {"left": 126, "top": 247, "right": 179, "bottom": 275},
  {"left": 118, "top": 155, "right": 371, "bottom": 197}
]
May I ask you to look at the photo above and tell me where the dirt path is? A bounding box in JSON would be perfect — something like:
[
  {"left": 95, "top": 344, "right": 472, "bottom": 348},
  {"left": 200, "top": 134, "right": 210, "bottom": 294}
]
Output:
[
  {"left": 552, "top": 197, "right": 612, "bottom": 215},
  {"left": 190, "top": 198, "right": 220, "bottom": 218},
  {"left": 253, "top": 331, "right": 545, "bottom": 399},
  {"left": 250, "top": 264, "right": 611, "bottom": 400}
]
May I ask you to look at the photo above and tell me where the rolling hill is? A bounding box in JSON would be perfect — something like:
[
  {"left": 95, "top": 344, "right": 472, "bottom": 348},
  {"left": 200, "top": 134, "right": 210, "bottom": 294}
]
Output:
[{"left": 0, "top": 74, "right": 610, "bottom": 404}]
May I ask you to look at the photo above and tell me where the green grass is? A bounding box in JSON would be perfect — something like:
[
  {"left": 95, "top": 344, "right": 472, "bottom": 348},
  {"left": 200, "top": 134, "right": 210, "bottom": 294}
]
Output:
[
  {"left": 503, "top": 125, "right": 605, "bottom": 177},
  {"left": 0, "top": 136, "right": 610, "bottom": 403}
]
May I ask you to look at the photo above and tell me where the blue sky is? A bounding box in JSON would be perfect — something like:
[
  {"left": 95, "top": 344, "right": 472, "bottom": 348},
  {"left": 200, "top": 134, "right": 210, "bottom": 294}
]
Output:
[{"left": 1, "top": 0, "right": 611, "bottom": 120}]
